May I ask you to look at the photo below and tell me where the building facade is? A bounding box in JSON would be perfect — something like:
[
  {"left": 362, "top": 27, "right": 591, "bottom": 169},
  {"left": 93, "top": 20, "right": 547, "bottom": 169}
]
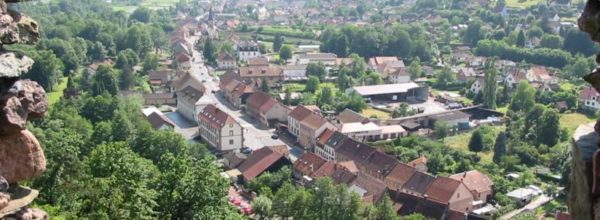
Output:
[{"left": 198, "top": 104, "right": 244, "bottom": 151}]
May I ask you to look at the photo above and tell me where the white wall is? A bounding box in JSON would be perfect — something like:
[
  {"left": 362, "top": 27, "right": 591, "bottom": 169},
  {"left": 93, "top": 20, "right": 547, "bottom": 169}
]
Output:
[{"left": 220, "top": 123, "right": 244, "bottom": 151}]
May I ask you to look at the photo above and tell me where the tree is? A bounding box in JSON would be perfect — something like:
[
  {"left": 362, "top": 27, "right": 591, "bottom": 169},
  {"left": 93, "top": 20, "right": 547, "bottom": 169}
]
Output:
[
  {"left": 124, "top": 24, "right": 152, "bottom": 57},
  {"left": 279, "top": 45, "right": 293, "bottom": 62},
  {"left": 483, "top": 60, "right": 498, "bottom": 109},
  {"left": 408, "top": 57, "right": 423, "bottom": 79},
  {"left": 260, "top": 79, "right": 270, "bottom": 93},
  {"left": 469, "top": 130, "right": 484, "bottom": 153},
  {"left": 464, "top": 19, "right": 484, "bottom": 46},
  {"left": 130, "top": 7, "right": 154, "bottom": 23},
  {"left": 510, "top": 81, "right": 536, "bottom": 112},
  {"left": 493, "top": 132, "right": 507, "bottom": 163},
  {"left": 253, "top": 195, "right": 272, "bottom": 220},
  {"left": 318, "top": 86, "right": 334, "bottom": 107},
  {"left": 536, "top": 109, "right": 560, "bottom": 147},
  {"left": 375, "top": 197, "right": 399, "bottom": 220},
  {"left": 92, "top": 65, "right": 119, "bottom": 96},
  {"left": 516, "top": 30, "right": 526, "bottom": 47},
  {"left": 142, "top": 53, "right": 159, "bottom": 73},
  {"left": 306, "top": 62, "right": 327, "bottom": 80},
  {"left": 434, "top": 122, "right": 449, "bottom": 140},
  {"left": 273, "top": 34, "right": 283, "bottom": 52},
  {"left": 539, "top": 34, "right": 563, "bottom": 49},
  {"left": 24, "top": 50, "right": 64, "bottom": 91},
  {"left": 436, "top": 66, "right": 455, "bottom": 89},
  {"left": 306, "top": 76, "right": 320, "bottom": 93},
  {"left": 203, "top": 38, "right": 217, "bottom": 64}
]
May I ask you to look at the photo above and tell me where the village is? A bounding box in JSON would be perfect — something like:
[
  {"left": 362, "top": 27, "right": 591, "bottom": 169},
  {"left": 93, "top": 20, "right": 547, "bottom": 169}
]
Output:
[{"left": 110, "top": 0, "right": 592, "bottom": 218}]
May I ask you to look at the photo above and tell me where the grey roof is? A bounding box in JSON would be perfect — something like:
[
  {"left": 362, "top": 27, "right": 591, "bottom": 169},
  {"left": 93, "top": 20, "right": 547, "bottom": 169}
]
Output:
[
  {"left": 429, "top": 111, "right": 471, "bottom": 122},
  {"left": 401, "top": 171, "right": 436, "bottom": 195}
]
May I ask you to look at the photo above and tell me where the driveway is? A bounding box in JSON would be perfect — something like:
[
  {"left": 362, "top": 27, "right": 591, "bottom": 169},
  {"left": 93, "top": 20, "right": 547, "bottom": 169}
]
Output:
[{"left": 499, "top": 195, "right": 552, "bottom": 220}]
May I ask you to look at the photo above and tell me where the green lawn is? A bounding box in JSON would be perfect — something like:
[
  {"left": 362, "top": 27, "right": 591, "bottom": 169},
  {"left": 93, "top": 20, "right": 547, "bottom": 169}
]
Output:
[
  {"left": 47, "top": 77, "right": 68, "bottom": 107},
  {"left": 110, "top": 0, "right": 179, "bottom": 12},
  {"left": 362, "top": 108, "right": 390, "bottom": 120},
  {"left": 560, "top": 113, "right": 594, "bottom": 134},
  {"left": 560, "top": 82, "right": 577, "bottom": 91},
  {"left": 444, "top": 126, "right": 505, "bottom": 163}
]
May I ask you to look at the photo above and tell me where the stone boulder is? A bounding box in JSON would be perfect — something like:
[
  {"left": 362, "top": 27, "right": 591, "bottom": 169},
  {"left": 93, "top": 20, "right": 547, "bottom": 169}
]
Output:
[
  {"left": 0, "top": 80, "right": 47, "bottom": 135},
  {"left": 0, "top": 52, "right": 33, "bottom": 78},
  {"left": 0, "top": 130, "right": 46, "bottom": 184},
  {"left": 0, "top": 0, "right": 40, "bottom": 46}
]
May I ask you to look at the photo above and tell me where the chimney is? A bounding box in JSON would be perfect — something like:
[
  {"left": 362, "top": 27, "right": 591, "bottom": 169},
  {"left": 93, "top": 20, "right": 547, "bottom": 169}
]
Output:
[{"left": 310, "top": 164, "right": 314, "bottom": 172}]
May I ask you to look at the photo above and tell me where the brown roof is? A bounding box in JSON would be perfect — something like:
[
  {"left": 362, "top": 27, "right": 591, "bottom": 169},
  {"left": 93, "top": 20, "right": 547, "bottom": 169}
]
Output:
[
  {"left": 223, "top": 151, "right": 247, "bottom": 168},
  {"left": 555, "top": 212, "right": 572, "bottom": 220},
  {"left": 449, "top": 170, "right": 493, "bottom": 194},
  {"left": 385, "top": 163, "right": 416, "bottom": 187},
  {"left": 301, "top": 113, "right": 330, "bottom": 130},
  {"left": 267, "top": 145, "right": 289, "bottom": 157},
  {"left": 178, "top": 86, "right": 204, "bottom": 104},
  {"left": 239, "top": 66, "right": 283, "bottom": 77},
  {"left": 409, "top": 156, "right": 428, "bottom": 168},
  {"left": 198, "top": 104, "right": 237, "bottom": 129},
  {"left": 246, "top": 91, "right": 278, "bottom": 114},
  {"left": 316, "top": 128, "right": 335, "bottom": 146},
  {"left": 369, "top": 56, "right": 399, "bottom": 66},
  {"left": 312, "top": 161, "right": 336, "bottom": 178},
  {"left": 294, "top": 152, "right": 328, "bottom": 177},
  {"left": 146, "top": 112, "right": 175, "bottom": 129},
  {"left": 220, "top": 70, "right": 242, "bottom": 88},
  {"left": 289, "top": 105, "right": 316, "bottom": 121},
  {"left": 351, "top": 172, "right": 388, "bottom": 203},
  {"left": 425, "top": 176, "right": 463, "bottom": 203},
  {"left": 231, "top": 83, "right": 254, "bottom": 98},
  {"left": 360, "top": 151, "right": 399, "bottom": 176},
  {"left": 148, "top": 69, "right": 172, "bottom": 85},
  {"left": 331, "top": 165, "right": 357, "bottom": 184},
  {"left": 175, "top": 52, "right": 191, "bottom": 63},
  {"left": 337, "top": 161, "right": 359, "bottom": 174},
  {"left": 248, "top": 56, "right": 269, "bottom": 66},
  {"left": 217, "top": 52, "right": 235, "bottom": 61},
  {"left": 336, "top": 138, "right": 376, "bottom": 163},
  {"left": 580, "top": 86, "right": 600, "bottom": 101},
  {"left": 337, "top": 108, "right": 368, "bottom": 123},
  {"left": 237, "top": 147, "right": 285, "bottom": 181},
  {"left": 401, "top": 171, "right": 436, "bottom": 195}
]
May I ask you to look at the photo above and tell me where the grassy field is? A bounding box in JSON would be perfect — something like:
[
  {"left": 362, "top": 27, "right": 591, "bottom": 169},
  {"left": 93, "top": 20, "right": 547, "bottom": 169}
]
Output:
[
  {"left": 444, "top": 126, "right": 505, "bottom": 163},
  {"left": 110, "top": 0, "right": 178, "bottom": 12},
  {"left": 505, "top": 0, "right": 544, "bottom": 8},
  {"left": 560, "top": 113, "right": 594, "bottom": 134},
  {"left": 362, "top": 108, "right": 391, "bottom": 119},
  {"left": 47, "top": 77, "right": 68, "bottom": 107}
]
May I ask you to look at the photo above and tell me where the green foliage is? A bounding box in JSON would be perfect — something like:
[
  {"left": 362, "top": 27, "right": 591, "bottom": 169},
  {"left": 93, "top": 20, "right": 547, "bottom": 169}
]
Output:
[
  {"left": 408, "top": 57, "right": 423, "bottom": 79},
  {"left": 279, "top": 45, "right": 293, "bottom": 61},
  {"left": 468, "top": 130, "right": 484, "bottom": 153},
  {"left": 475, "top": 39, "right": 574, "bottom": 68},
  {"left": 510, "top": 81, "right": 536, "bottom": 112},
  {"left": 483, "top": 59, "right": 498, "bottom": 109},
  {"left": 493, "top": 132, "right": 507, "bottom": 163},
  {"left": 306, "top": 76, "right": 321, "bottom": 93},
  {"left": 273, "top": 34, "right": 283, "bottom": 52},
  {"left": 92, "top": 65, "right": 120, "bottom": 96},
  {"left": 247, "top": 166, "right": 292, "bottom": 194},
  {"left": 23, "top": 50, "right": 64, "bottom": 91},
  {"left": 203, "top": 38, "right": 217, "bottom": 64},
  {"left": 436, "top": 66, "right": 456, "bottom": 89},
  {"left": 434, "top": 121, "right": 449, "bottom": 140},
  {"left": 307, "top": 62, "right": 327, "bottom": 80}
]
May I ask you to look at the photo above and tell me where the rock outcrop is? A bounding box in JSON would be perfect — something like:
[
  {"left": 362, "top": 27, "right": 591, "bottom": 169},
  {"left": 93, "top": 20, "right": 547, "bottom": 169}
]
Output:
[{"left": 0, "top": 0, "right": 48, "bottom": 219}]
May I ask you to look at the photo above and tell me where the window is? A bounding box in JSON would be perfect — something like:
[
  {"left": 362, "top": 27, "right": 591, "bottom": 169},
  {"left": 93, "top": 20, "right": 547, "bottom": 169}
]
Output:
[
  {"left": 229, "top": 130, "right": 234, "bottom": 136},
  {"left": 229, "top": 139, "right": 234, "bottom": 145},
  {"left": 229, "top": 124, "right": 233, "bottom": 128}
]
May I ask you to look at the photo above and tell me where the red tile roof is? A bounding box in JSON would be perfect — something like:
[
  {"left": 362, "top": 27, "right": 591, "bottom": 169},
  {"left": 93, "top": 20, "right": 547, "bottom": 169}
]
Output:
[
  {"left": 237, "top": 147, "right": 285, "bottom": 181},
  {"left": 198, "top": 104, "right": 236, "bottom": 129},
  {"left": 449, "top": 170, "right": 493, "bottom": 195},
  {"left": 424, "top": 176, "right": 463, "bottom": 203},
  {"left": 385, "top": 163, "right": 416, "bottom": 188},
  {"left": 246, "top": 91, "right": 278, "bottom": 114},
  {"left": 239, "top": 66, "right": 282, "bottom": 77},
  {"left": 289, "top": 105, "right": 316, "bottom": 121},
  {"left": 316, "top": 128, "right": 335, "bottom": 146},
  {"left": 580, "top": 86, "right": 600, "bottom": 101},
  {"left": 409, "top": 156, "right": 428, "bottom": 168},
  {"left": 294, "top": 152, "right": 328, "bottom": 177}
]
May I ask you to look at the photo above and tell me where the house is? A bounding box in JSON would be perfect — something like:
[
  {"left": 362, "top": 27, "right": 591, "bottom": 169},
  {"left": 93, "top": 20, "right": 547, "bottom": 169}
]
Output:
[
  {"left": 297, "top": 45, "right": 320, "bottom": 53},
  {"left": 198, "top": 104, "right": 244, "bottom": 152},
  {"left": 282, "top": 64, "right": 308, "bottom": 81},
  {"left": 455, "top": 67, "right": 478, "bottom": 83},
  {"left": 357, "top": 150, "right": 399, "bottom": 181},
  {"left": 504, "top": 68, "right": 527, "bottom": 88},
  {"left": 236, "top": 147, "right": 291, "bottom": 183},
  {"left": 174, "top": 52, "right": 192, "bottom": 69},
  {"left": 247, "top": 56, "right": 269, "bottom": 67},
  {"left": 384, "top": 163, "right": 416, "bottom": 190},
  {"left": 349, "top": 173, "right": 389, "bottom": 204},
  {"left": 145, "top": 112, "right": 176, "bottom": 130},
  {"left": 176, "top": 86, "right": 211, "bottom": 121},
  {"left": 368, "top": 56, "right": 400, "bottom": 69},
  {"left": 225, "top": 80, "right": 255, "bottom": 108},
  {"left": 288, "top": 105, "right": 336, "bottom": 149},
  {"left": 506, "top": 186, "right": 541, "bottom": 205},
  {"left": 315, "top": 130, "right": 348, "bottom": 161},
  {"left": 389, "top": 68, "right": 411, "bottom": 84},
  {"left": 293, "top": 152, "right": 335, "bottom": 184},
  {"left": 579, "top": 86, "right": 600, "bottom": 111},
  {"left": 217, "top": 52, "right": 237, "bottom": 69},
  {"left": 339, "top": 122, "right": 406, "bottom": 142},
  {"left": 389, "top": 190, "right": 469, "bottom": 220},
  {"left": 408, "top": 156, "right": 428, "bottom": 173},
  {"left": 223, "top": 151, "right": 247, "bottom": 169},
  {"left": 450, "top": 170, "right": 494, "bottom": 207},
  {"left": 470, "top": 76, "right": 485, "bottom": 94},
  {"left": 288, "top": 105, "right": 316, "bottom": 138},
  {"left": 148, "top": 69, "right": 174, "bottom": 92},
  {"left": 336, "top": 109, "right": 369, "bottom": 124},
  {"left": 400, "top": 171, "right": 436, "bottom": 197},
  {"left": 526, "top": 66, "right": 556, "bottom": 84},
  {"left": 424, "top": 176, "right": 474, "bottom": 212},
  {"left": 245, "top": 91, "right": 290, "bottom": 127},
  {"left": 347, "top": 83, "right": 429, "bottom": 102},
  {"left": 143, "top": 93, "right": 176, "bottom": 106},
  {"left": 368, "top": 57, "right": 405, "bottom": 78},
  {"left": 237, "top": 40, "right": 261, "bottom": 62},
  {"left": 295, "top": 53, "right": 338, "bottom": 66},
  {"left": 238, "top": 65, "right": 284, "bottom": 88}
]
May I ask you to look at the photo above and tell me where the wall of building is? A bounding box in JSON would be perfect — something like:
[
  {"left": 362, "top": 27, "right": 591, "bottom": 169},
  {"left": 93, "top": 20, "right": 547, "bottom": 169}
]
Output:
[{"left": 219, "top": 122, "right": 244, "bottom": 151}]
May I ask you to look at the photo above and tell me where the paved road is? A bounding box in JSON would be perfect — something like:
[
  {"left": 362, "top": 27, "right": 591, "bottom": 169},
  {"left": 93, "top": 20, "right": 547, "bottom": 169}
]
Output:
[
  {"left": 182, "top": 34, "right": 302, "bottom": 162},
  {"left": 499, "top": 195, "right": 552, "bottom": 220}
]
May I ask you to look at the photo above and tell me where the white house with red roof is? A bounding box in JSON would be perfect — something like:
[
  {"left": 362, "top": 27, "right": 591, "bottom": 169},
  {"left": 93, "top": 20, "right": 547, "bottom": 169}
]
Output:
[
  {"left": 198, "top": 104, "right": 244, "bottom": 151},
  {"left": 580, "top": 87, "right": 600, "bottom": 111}
]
